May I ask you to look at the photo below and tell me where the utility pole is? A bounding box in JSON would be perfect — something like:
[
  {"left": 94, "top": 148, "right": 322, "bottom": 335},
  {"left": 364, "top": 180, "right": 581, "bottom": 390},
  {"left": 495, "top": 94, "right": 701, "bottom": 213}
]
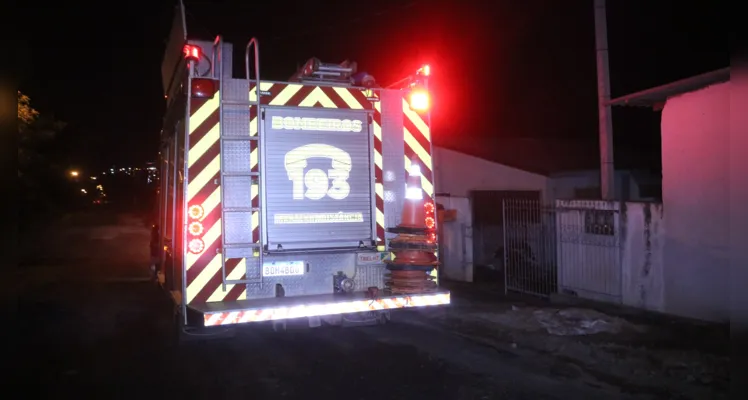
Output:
[{"left": 594, "top": 0, "right": 615, "bottom": 200}]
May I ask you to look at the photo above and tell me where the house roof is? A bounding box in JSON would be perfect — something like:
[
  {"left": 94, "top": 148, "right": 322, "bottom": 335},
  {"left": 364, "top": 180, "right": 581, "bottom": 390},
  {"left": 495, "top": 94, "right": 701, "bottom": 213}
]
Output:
[
  {"left": 436, "top": 138, "right": 582, "bottom": 176},
  {"left": 607, "top": 67, "right": 730, "bottom": 109},
  {"left": 437, "top": 137, "right": 632, "bottom": 176}
]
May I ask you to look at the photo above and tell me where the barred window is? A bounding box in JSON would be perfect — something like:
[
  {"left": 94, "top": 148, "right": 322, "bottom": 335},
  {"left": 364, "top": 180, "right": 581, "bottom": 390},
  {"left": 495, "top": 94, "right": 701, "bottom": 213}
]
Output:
[{"left": 584, "top": 210, "right": 615, "bottom": 236}]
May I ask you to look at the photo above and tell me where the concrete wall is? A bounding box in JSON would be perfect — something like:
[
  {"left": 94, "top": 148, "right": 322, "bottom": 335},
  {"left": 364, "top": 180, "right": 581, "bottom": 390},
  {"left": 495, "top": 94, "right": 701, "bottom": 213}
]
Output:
[
  {"left": 620, "top": 202, "right": 665, "bottom": 313},
  {"left": 660, "top": 82, "right": 730, "bottom": 323},
  {"left": 555, "top": 200, "right": 622, "bottom": 303},
  {"left": 555, "top": 200, "right": 666, "bottom": 312},
  {"left": 433, "top": 146, "right": 550, "bottom": 201}
]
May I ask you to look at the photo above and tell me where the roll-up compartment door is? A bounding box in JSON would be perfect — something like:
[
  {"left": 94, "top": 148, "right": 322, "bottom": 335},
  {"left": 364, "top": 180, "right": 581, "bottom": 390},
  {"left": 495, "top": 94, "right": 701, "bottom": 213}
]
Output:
[{"left": 263, "top": 107, "right": 375, "bottom": 250}]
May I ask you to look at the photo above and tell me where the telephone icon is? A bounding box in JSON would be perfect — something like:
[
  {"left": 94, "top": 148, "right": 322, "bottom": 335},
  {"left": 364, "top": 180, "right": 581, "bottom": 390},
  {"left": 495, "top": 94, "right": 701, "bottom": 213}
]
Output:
[{"left": 284, "top": 143, "right": 352, "bottom": 200}]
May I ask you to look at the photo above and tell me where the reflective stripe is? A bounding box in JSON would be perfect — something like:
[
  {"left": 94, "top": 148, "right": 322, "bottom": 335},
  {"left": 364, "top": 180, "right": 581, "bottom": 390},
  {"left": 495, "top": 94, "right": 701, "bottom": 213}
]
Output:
[{"left": 203, "top": 292, "right": 451, "bottom": 326}]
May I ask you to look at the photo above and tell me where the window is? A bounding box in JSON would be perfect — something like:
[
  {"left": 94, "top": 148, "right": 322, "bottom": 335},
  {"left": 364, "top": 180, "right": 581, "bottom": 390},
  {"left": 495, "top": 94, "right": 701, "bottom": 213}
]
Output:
[{"left": 584, "top": 209, "right": 615, "bottom": 236}]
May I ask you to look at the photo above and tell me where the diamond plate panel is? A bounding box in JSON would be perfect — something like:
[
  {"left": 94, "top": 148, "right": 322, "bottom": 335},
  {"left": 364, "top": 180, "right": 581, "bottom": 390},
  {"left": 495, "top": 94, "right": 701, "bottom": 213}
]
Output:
[
  {"left": 245, "top": 252, "right": 357, "bottom": 300},
  {"left": 224, "top": 247, "right": 255, "bottom": 259},
  {"left": 220, "top": 44, "right": 234, "bottom": 80},
  {"left": 222, "top": 106, "right": 250, "bottom": 137},
  {"left": 224, "top": 176, "right": 252, "bottom": 209},
  {"left": 245, "top": 256, "right": 261, "bottom": 280},
  {"left": 222, "top": 78, "right": 248, "bottom": 101},
  {"left": 222, "top": 141, "right": 252, "bottom": 174},
  {"left": 224, "top": 211, "right": 252, "bottom": 244},
  {"left": 353, "top": 265, "right": 385, "bottom": 291}
]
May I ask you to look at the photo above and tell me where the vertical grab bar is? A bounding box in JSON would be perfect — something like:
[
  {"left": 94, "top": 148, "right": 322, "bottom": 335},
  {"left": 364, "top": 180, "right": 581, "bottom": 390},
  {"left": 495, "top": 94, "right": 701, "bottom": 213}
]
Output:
[
  {"left": 245, "top": 38, "right": 261, "bottom": 93},
  {"left": 211, "top": 36, "right": 222, "bottom": 79}
]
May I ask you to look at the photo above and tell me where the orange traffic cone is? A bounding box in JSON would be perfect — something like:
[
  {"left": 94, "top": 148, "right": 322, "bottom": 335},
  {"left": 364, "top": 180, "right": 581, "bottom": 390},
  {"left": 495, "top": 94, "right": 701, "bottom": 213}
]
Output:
[
  {"left": 400, "top": 160, "right": 426, "bottom": 229},
  {"left": 384, "top": 158, "right": 439, "bottom": 295}
]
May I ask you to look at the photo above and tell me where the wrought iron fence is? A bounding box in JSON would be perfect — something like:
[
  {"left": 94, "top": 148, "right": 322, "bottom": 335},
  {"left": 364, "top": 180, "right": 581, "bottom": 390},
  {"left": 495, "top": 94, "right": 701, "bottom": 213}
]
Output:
[{"left": 501, "top": 199, "right": 622, "bottom": 301}]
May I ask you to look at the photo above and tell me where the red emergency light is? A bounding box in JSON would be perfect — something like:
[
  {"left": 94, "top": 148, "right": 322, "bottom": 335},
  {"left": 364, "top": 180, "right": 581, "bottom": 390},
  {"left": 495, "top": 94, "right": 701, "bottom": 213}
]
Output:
[
  {"left": 183, "top": 44, "right": 201, "bottom": 62},
  {"left": 418, "top": 64, "right": 430, "bottom": 77}
]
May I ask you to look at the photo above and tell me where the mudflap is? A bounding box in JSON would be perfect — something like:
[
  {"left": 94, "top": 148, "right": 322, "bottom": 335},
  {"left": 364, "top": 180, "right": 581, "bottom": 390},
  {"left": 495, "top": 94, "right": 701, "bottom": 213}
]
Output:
[{"left": 171, "top": 307, "right": 236, "bottom": 345}]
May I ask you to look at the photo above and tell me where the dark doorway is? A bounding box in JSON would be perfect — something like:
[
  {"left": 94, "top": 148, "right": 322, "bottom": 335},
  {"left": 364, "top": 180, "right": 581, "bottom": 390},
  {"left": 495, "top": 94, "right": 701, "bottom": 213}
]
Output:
[{"left": 470, "top": 190, "right": 541, "bottom": 286}]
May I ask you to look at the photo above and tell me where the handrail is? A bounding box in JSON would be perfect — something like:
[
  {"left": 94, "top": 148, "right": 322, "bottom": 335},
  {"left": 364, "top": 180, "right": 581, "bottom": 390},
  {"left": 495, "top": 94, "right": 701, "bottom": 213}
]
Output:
[
  {"left": 245, "top": 38, "right": 261, "bottom": 99},
  {"left": 211, "top": 36, "right": 222, "bottom": 79}
]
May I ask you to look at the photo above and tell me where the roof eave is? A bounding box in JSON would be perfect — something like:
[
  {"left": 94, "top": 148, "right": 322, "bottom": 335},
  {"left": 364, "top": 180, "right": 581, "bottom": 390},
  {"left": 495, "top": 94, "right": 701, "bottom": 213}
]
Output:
[{"left": 606, "top": 67, "right": 730, "bottom": 109}]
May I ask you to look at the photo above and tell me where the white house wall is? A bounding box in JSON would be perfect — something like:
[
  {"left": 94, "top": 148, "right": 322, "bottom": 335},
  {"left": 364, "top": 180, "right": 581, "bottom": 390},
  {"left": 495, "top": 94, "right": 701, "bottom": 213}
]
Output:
[
  {"left": 436, "top": 196, "right": 474, "bottom": 282},
  {"left": 433, "top": 146, "right": 550, "bottom": 201},
  {"left": 661, "top": 82, "right": 730, "bottom": 323}
]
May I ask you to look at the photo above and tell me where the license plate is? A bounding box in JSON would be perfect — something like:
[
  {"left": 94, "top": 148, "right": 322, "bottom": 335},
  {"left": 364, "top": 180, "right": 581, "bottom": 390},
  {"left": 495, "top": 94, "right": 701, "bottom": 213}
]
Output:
[
  {"left": 262, "top": 261, "right": 305, "bottom": 277},
  {"left": 357, "top": 252, "right": 384, "bottom": 265}
]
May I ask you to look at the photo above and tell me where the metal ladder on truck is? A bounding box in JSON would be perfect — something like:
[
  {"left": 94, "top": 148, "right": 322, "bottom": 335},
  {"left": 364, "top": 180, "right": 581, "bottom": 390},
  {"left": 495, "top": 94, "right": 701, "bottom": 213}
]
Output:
[{"left": 212, "top": 37, "right": 264, "bottom": 290}]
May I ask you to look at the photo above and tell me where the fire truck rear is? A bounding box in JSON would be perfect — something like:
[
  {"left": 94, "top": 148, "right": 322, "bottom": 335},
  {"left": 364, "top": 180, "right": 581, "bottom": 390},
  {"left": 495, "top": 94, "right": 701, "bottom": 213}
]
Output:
[{"left": 157, "top": 3, "right": 449, "bottom": 332}]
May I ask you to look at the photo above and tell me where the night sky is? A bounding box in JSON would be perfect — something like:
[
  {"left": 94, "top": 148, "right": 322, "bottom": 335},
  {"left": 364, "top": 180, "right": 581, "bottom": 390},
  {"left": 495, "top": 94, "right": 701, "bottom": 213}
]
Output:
[{"left": 19, "top": 0, "right": 726, "bottom": 175}]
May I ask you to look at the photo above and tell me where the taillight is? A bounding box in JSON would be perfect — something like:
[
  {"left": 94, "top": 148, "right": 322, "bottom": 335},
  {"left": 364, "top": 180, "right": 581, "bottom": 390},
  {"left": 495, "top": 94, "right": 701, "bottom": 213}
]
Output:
[
  {"left": 187, "top": 204, "right": 206, "bottom": 254},
  {"left": 188, "top": 238, "right": 205, "bottom": 254},
  {"left": 188, "top": 205, "right": 204, "bottom": 220},
  {"left": 188, "top": 221, "right": 204, "bottom": 236},
  {"left": 424, "top": 201, "right": 436, "bottom": 242},
  {"left": 190, "top": 78, "right": 217, "bottom": 99}
]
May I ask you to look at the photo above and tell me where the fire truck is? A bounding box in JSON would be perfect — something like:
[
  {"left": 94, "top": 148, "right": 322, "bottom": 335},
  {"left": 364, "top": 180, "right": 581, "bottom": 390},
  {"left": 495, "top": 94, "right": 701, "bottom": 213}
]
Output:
[{"left": 157, "top": 2, "right": 449, "bottom": 333}]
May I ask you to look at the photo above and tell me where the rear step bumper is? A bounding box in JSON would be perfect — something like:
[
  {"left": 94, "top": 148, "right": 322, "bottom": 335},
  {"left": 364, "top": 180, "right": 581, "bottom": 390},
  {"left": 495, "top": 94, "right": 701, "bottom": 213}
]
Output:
[{"left": 188, "top": 290, "right": 451, "bottom": 327}]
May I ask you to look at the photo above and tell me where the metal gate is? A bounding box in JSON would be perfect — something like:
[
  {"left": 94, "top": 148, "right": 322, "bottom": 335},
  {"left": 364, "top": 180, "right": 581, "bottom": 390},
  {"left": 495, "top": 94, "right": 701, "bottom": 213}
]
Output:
[
  {"left": 501, "top": 199, "right": 558, "bottom": 297},
  {"left": 471, "top": 190, "right": 541, "bottom": 284},
  {"left": 502, "top": 199, "right": 622, "bottom": 301}
]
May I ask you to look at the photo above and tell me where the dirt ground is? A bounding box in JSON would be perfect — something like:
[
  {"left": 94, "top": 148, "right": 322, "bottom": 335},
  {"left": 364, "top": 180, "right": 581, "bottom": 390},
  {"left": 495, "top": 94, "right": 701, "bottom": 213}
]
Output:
[
  {"left": 15, "top": 208, "right": 728, "bottom": 399},
  {"left": 413, "top": 281, "right": 730, "bottom": 400}
]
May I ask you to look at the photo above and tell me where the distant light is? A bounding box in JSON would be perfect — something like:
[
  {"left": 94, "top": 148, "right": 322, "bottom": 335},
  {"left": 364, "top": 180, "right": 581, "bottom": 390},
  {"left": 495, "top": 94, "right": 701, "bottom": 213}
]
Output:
[
  {"left": 90, "top": 176, "right": 97, "bottom": 180},
  {"left": 70, "top": 170, "right": 79, "bottom": 177},
  {"left": 81, "top": 189, "right": 87, "bottom": 194}
]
